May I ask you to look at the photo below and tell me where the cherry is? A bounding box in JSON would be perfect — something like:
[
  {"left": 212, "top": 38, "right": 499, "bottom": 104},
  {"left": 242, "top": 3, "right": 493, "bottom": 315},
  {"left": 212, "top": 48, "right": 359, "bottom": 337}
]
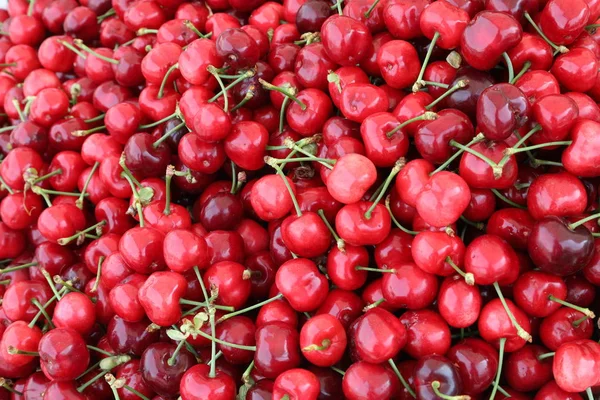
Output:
[
  {"left": 399, "top": 309, "right": 452, "bottom": 359},
  {"left": 540, "top": 0, "right": 590, "bottom": 45},
  {"left": 281, "top": 211, "right": 332, "bottom": 258},
  {"left": 294, "top": 42, "right": 337, "bottom": 90},
  {"left": 413, "top": 354, "right": 466, "bottom": 400},
  {"left": 224, "top": 121, "right": 269, "bottom": 171},
  {"left": 39, "top": 328, "right": 90, "bottom": 381},
  {"left": 335, "top": 201, "right": 391, "bottom": 246},
  {"left": 116, "top": 358, "right": 156, "bottom": 400},
  {"left": 342, "top": 361, "right": 397, "bottom": 400},
  {"left": 438, "top": 275, "right": 482, "bottom": 328},
  {"left": 107, "top": 316, "right": 160, "bottom": 356},
  {"left": 382, "top": 262, "right": 439, "bottom": 309},
  {"left": 285, "top": 88, "right": 333, "bottom": 136},
  {"left": 118, "top": 226, "right": 166, "bottom": 274},
  {"left": 216, "top": 28, "right": 259, "bottom": 70},
  {"left": 276, "top": 258, "right": 328, "bottom": 312},
  {"left": 320, "top": 15, "right": 371, "bottom": 66},
  {"left": 377, "top": 39, "right": 420, "bottom": 89},
  {"left": 316, "top": 289, "right": 364, "bottom": 330},
  {"left": 273, "top": 368, "right": 321, "bottom": 400},
  {"left": 539, "top": 308, "right": 594, "bottom": 351},
  {"left": 552, "top": 47, "right": 599, "bottom": 93},
  {"left": 140, "top": 342, "right": 195, "bottom": 397},
  {"left": 254, "top": 321, "right": 301, "bottom": 379},
  {"left": 447, "top": 338, "right": 498, "bottom": 395},
  {"left": 349, "top": 307, "right": 406, "bottom": 364},
  {"left": 180, "top": 364, "right": 236, "bottom": 400},
  {"left": 0, "top": 321, "right": 42, "bottom": 368},
  {"left": 477, "top": 83, "right": 530, "bottom": 141},
  {"left": 416, "top": 171, "right": 471, "bottom": 228},
  {"left": 563, "top": 119, "right": 600, "bottom": 177},
  {"left": 505, "top": 344, "right": 553, "bottom": 392},
  {"left": 52, "top": 292, "right": 96, "bottom": 335},
  {"left": 204, "top": 261, "right": 252, "bottom": 309},
  {"left": 326, "top": 153, "right": 376, "bottom": 204},
  {"left": 478, "top": 298, "right": 531, "bottom": 352}
]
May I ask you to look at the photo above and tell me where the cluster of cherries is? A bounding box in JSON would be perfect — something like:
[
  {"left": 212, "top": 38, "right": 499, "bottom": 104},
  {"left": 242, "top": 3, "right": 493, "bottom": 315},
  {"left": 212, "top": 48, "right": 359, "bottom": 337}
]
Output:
[{"left": 1, "top": 0, "right": 600, "bottom": 398}]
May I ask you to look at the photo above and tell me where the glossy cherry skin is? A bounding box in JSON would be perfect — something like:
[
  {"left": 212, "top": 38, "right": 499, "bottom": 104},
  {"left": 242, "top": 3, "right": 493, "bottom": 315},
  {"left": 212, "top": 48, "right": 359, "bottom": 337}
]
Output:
[
  {"left": 52, "top": 292, "right": 96, "bottom": 335},
  {"left": 140, "top": 342, "right": 196, "bottom": 397},
  {"left": 438, "top": 275, "right": 481, "bottom": 328},
  {"left": 540, "top": 308, "right": 594, "bottom": 351},
  {"left": 416, "top": 171, "right": 471, "bottom": 228},
  {"left": 286, "top": 88, "right": 333, "bottom": 136},
  {"left": 107, "top": 316, "right": 160, "bottom": 356},
  {"left": 528, "top": 217, "right": 594, "bottom": 276},
  {"left": 299, "top": 314, "right": 346, "bottom": 368},
  {"left": 382, "top": 262, "right": 438, "bottom": 309},
  {"left": 477, "top": 83, "right": 530, "bottom": 141},
  {"left": 276, "top": 258, "right": 328, "bottom": 312},
  {"left": 316, "top": 289, "right": 364, "bottom": 330},
  {"left": 326, "top": 153, "right": 377, "bottom": 204},
  {"left": 118, "top": 226, "right": 165, "bottom": 274},
  {"left": 294, "top": 42, "right": 337, "bottom": 90},
  {"left": 254, "top": 322, "right": 301, "bottom": 379},
  {"left": 335, "top": 202, "right": 391, "bottom": 246},
  {"left": 540, "top": 0, "right": 590, "bottom": 45},
  {"left": 179, "top": 364, "right": 236, "bottom": 400},
  {"left": 340, "top": 83, "right": 389, "bottom": 123},
  {"left": 342, "top": 361, "right": 396, "bottom": 400},
  {"left": 414, "top": 354, "right": 465, "bottom": 400},
  {"left": 360, "top": 112, "right": 409, "bottom": 168},
  {"left": 553, "top": 340, "right": 600, "bottom": 393},
  {"left": 163, "top": 229, "right": 209, "bottom": 273},
  {"left": 3, "top": 280, "right": 52, "bottom": 322},
  {"left": 138, "top": 271, "right": 187, "bottom": 327},
  {"left": 321, "top": 15, "right": 372, "bottom": 66},
  {"left": 505, "top": 344, "right": 553, "bottom": 392},
  {"left": 447, "top": 338, "right": 498, "bottom": 395},
  {"left": 527, "top": 173, "right": 587, "bottom": 220},
  {"left": 38, "top": 328, "right": 89, "bottom": 381},
  {"left": 399, "top": 309, "right": 451, "bottom": 359},
  {"left": 281, "top": 212, "right": 332, "bottom": 258},
  {"left": 273, "top": 368, "right": 321, "bottom": 400},
  {"left": 461, "top": 11, "right": 522, "bottom": 71},
  {"left": 507, "top": 32, "right": 553, "bottom": 71},
  {"left": 512, "top": 270, "right": 567, "bottom": 317},
  {"left": 216, "top": 315, "right": 256, "bottom": 365},
  {"left": 478, "top": 298, "right": 531, "bottom": 352},
  {"left": 376, "top": 39, "right": 420, "bottom": 89},
  {"left": 326, "top": 245, "right": 369, "bottom": 291},
  {"left": 349, "top": 307, "right": 406, "bottom": 364},
  {"left": 204, "top": 261, "right": 252, "bottom": 309},
  {"left": 0, "top": 147, "right": 44, "bottom": 191},
  {"left": 0, "top": 321, "right": 42, "bottom": 368},
  {"left": 224, "top": 121, "right": 268, "bottom": 171},
  {"left": 563, "top": 119, "right": 600, "bottom": 177}
]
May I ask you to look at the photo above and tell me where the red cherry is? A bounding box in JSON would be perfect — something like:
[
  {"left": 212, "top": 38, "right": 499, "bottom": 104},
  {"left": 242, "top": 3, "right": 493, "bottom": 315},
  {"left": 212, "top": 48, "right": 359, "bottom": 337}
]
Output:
[
  {"left": 540, "top": 0, "right": 590, "bottom": 45},
  {"left": 321, "top": 15, "right": 372, "bottom": 66},
  {"left": 276, "top": 258, "right": 328, "bottom": 312},
  {"left": 342, "top": 361, "right": 397, "bottom": 400},
  {"left": 349, "top": 307, "right": 406, "bottom": 364},
  {"left": 326, "top": 153, "right": 377, "bottom": 204},
  {"left": 527, "top": 172, "right": 587, "bottom": 220},
  {"left": 39, "top": 328, "right": 90, "bottom": 381},
  {"left": 416, "top": 171, "right": 471, "bottom": 228},
  {"left": 382, "top": 262, "right": 439, "bottom": 309},
  {"left": 204, "top": 261, "right": 252, "bottom": 309},
  {"left": 300, "top": 314, "right": 346, "bottom": 367},
  {"left": 399, "top": 309, "right": 451, "bottom": 359},
  {"left": 377, "top": 39, "right": 420, "bottom": 89},
  {"left": 52, "top": 292, "right": 96, "bottom": 335},
  {"left": 335, "top": 202, "right": 391, "bottom": 246},
  {"left": 254, "top": 322, "right": 301, "bottom": 379},
  {"left": 179, "top": 364, "right": 236, "bottom": 400}
]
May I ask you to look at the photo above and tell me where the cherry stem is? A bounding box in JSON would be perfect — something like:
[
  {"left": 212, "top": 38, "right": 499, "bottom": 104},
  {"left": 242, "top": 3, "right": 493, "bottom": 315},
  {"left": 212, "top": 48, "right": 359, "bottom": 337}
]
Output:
[
  {"left": 355, "top": 266, "right": 396, "bottom": 273},
  {"left": 31, "top": 298, "right": 55, "bottom": 329},
  {"left": 365, "top": 158, "right": 405, "bottom": 219},
  {"left": 511, "top": 61, "right": 531, "bottom": 84},
  {"left": 303, "top": 338, "right": 331, "bottom": 352},
  {"left": 58, "top": 40, "right": 87, "bottom": 59},
  {"left": 331, "top": 0, "right": 343, "bottom": 14},
  {"left": 209, "top": 69, "right": 254, "bottom": 100},
  {"left": 387, "top": 112, "right": 437, "bottom": 138},
  {"left": 281, "top": 396, "right": 290, "bottom": 400},
  {"left": 207, "top": 66, "right": 230, "bottom": 112},
  {"left": 283, "top": 137, "right": 334, "bottom": 169},
  {"left": 259, "top": 79, "right": 307, "bottom": 110},
  {"left": 153, "top": 122, "right": 186, "bottom": 148},
  {"left": 488, "top": 337, "right": 506, "bottom": 400},
  {"left": 7, "top": 347, "right": 39, "bottom": 357},
  {"left": 523, "top": 12, "right": 569, "bottom": 54},
  {"left": 421, "top": 81, "right": 449, "bottom": 89},
  {"left": 90, "top": 256, "right": 105, "bottom": 293},
  {"left": 586, "top": 388, "right": 594, "bottom": 400},
  {"left": 230, "top": 162, "right": 238, "bottom": 194},
  {"left": 279, "top": 96, "right": 290, "bottom": 133},
  {"left": 537, "top": 351, "right": 555, "bottom": 361},
  {"left": 548, "top": 294, "right": 596, "bottom": 318},
  {"left": 317, "top": 209, "right": 345, "bottom": 252},
  {"left": 0, "top": 174, "right": 14, "bottom": 194},
  {"left": 491, "top": 188, "right": 526, "bottom": 210},
  {"left": 192, "top": 324, "right": 257, "bottom": 351},
  {"left": 0, "top": 125, "right": 17, "bottom": 133},
  {"left": 413, "top": 32, "right": 439, "bottom": 92},
  {"left": 119, "top": 154, "right": 142, "bottom": 189},
  {"left": 58, "top": 220, "right": 106, "bottom": 246},
  {"left": 330, "top": 366, "right": 346, "bottom": 376},
  {"left": 568, "top": 212, "right": 600, "bottom": 230},
  {"left": 11, "top": 99, "right": 26, "bottom": 121},
  {"left": 97, "top": 8, "right": 116, "bottom": 22},
  {"left": 167, "top": 334, "right": 189, "bottom": 366},
  {"left": 136, "top": 28, "right": 158, "bottom": 35},
  {"left": 74, "top": 39, "right": 118, "bottom": 65},
  {"left": 431, "top": 381, "right": 470, "bottom": 400},
  {"left": 363, "top": 298, "right": 386, "bottom": 312},
  {"left": 501, "top": 52, "right": 514, "bottom": 83},
  {"left": 449, "top": 139, "right": 499, "bottom": 173},
  {"left": 86, "top": 345, "right": 114, "bottom": 357},
  {"left": 0, "top": 279, "right": 9, "bottom": 285},
  {"left": 363, "top": 0, "right": 380, "bottom": 18},
  {"left": 388, "top": 359, "right": 416, "bottom": 398},
  {"left": 230, "top": 87, "right": 255, "bottom": 112},
  {"left": 179, "top": 299, "right": 234, "bottom": 312},
  {"left": 32, "top": 169, "right": 62, "bottom": 185},
  {"left": 493, "top": 282, "right": 532, "bottom": 342},
  {"left": 72, "top": 125, "right": 107, "bottom": 137},
  {"left": 460, "top": 215, "right": 485, "bottom": 231},
  {"left": 267, "top": 160, "right": 303, "bottom": 217},
  {"left": 158, "top": 63, "right": 179, "bottom": 99},
  {"left": 183, "top": 20, "right": 212, "bottom": 39},
  {"left": 162, "top": 166, "right": 175, "bottom": 216},
  {"left": 218, "top": 293, "right": 284, "bottom": 323},
  {"left": 426, "top": 80, "right": 468, "bottom": 110},
  {"left": 139, "top": 112, "right": 180, "bottom": 130},
  {"left": 445, "top": 257, "right": 475, "bottom": 285},
  {"left": 41, "top": 268, "right": 64, "bottom": 300},
  {"left": 28, "top": 287, "right": 66, "bottom": 328},
  {"left": 0, "top": 379, "right": 22, "bottom": 395},
  {"left": 76, "top": 161, "right": 99, "bottom": 209},
  {"left": 0, "top": 261, "right": 37, "bottom": 274},
  {"left": 507, "top": 140, "right": 572, "bottom": 155},
  {"left": 385, "top": 195, "right": 418, "bottom": 235}
]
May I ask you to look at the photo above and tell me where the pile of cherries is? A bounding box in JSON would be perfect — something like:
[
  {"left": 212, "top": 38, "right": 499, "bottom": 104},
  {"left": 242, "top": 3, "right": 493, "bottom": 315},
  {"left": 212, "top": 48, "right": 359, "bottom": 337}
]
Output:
[{"left": 1, "top": 0, "right": 600, "bottom": 398}]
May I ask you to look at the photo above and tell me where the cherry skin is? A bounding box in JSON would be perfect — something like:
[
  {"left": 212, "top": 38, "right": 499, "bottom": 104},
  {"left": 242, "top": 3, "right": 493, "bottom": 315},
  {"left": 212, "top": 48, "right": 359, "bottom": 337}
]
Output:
[
  {"left": 399, "top": 309, "right": 452, "bottom": 359},
  {"left": 540, "top": 0, "right": 590, "bottom": 45},
  {"left": 216, "top": 315, "right": 256, "bottom": 365},
  {"left": 326, "top": 244, "right": 369, "bottom": 291},
  {"left": 251, "top": 174, "right": 297, "bottom": 221},
  {"left": 276, "top": 258, "right": 328, "bottom": 312},
  {"left": 505, "top": 344, "right": 553, "bottom": 392},
  {"left": 528, "top": 216, "right": 594, "bottom": 276},
  {"left": 563, "top": 119, "right": 600, "bottom": 177},
  {"left": 299, "top": 314, "right": 346, "bottom": 368},
  {"left": 349, "top": 307, "right": 406, "bottom": 364},
  {"left": 477, "top": 83, "right": 530, "bottom": 141},
  {"left": 464, "top": 234, "right": 519, "bottom": 285},
  {"left": 52, "top": 292, "right": 96, "bottom": 335},
  {"left": 512, "top": 270, "right": 567, "bottom": 317},
  {"left": 539, "top": 307, "right": 594, "bottom": 351},
  {"left": 294, "top": 42, "right": 337, "bottom": 90},
  {"left": 335, "top": 202, "right": 391, "bottom": 246},
  {"left": 0, "top": 321, "right": 42, "bottom": 368},
  {"left": 478, "top": 298, "right": 531, "bottom": 352},
  {"left": 163, "top": 229, "right": 209, "bottom": 273},
  {"left": 3, "top": 281, "right": 52, "bottom": 322},
  {"left": 224, "top": 121, "right": 269, "bottom": 171},
  {"left": 553, "top": 340, "right": 600, "bottom": 393},
  {"left": 377, "top": 39, "right": 420, "bottom": 89},
  {"left": 438, "top": 275, "right": 482, "bottom": 328},
  {"left": 140, "top": 342, "right": 196, "bottom": 397},
  {"left": 326, "top": 153, "right": 377, "bottom": 204},
  {"left": 416, "top": 171, "right": 471, "bottom": 228},
  {"left": 316, "top": 289, "right": 364, "bottom": 330},
  {"left": 486, "top": 208, "right": 534, "bottom": 250},
  {"left": 38, "top": 328, "right": 90, "bottom": 381},
  {"left": 382, "top": 262, "right": 439, "bottom": 309},
  {"left": 342, "top": 361, "right": 397, "bottom": 400},
  {"left": 273, "top": 368, "right": 321, "bottom": 400},
  {"left": 413, "top": 354, "right": 465, "bottom": 400},
  {"left": 179, "top": 364, "right": 236, "bottom": 400},
  {"left": 447, "top": 338, "right": 498, "bottom": 395},
  {"left": 286, "top": 88, "right": 333, "bottom": 136},
  {"left": 254, "top": 321, "right": 301, "bottom": 379},
  {"left": 138, "top": 271, "right": 187, "bottom": 327},
  {"left": 281, "top": 211, "right": 332, "bottom": 258},
  {"left": 321, "top": 15, "right": 372, "bottom": 66}
]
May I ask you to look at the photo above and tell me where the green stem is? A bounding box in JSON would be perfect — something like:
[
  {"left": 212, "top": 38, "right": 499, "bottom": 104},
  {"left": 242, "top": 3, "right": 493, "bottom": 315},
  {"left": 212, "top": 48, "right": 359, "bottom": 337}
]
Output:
[
  {"left": 493, "top": 282, "right": 532, "bottom": 342},
  {"left": 489, "top": 338, "right": 506, "bottom": 400},
  {"left": 365, "top": 159, "right": 405, "bottom": 219},
  {"left": 59, "top": 40, "right": 88, "bottom": 59},
  {"left": 385, "top": 196, "right": 418, "bottom": 235},
  {"left": 32, "top": 169, "right": 62, "bottom": 185},
  {"left": 387, "top": 112, "right": 437, "bottom": 138},
  {"left": 11, "top": 99, "right": 25, "bottom": 121},
  {"left": 71, "top": 125, "right": 106, "bottom": 137},
  {"left": 507, "top": 141, "right": 572, "bottom": 155},
  {"left": 193, "top": 266, "right": 210, "bottom": 304},
  {"left": 77, "top": 369, "right": 108, "bottom": 393},
  {"left": 179, "top": 298, "right": 235, "bottom": 312},
  {"left": 537, "top": 352, "right": 555, "bottom": 361},
  {"left": 163, "top": 166, "right": 174, "bottom": 216},
  {"left": 73, "top": 39, "right": 118, "bottom": 64},
  {"left": 548, "top": 295, "right": 595, "bottom": 318},
  {"left": 76, "top": 161, "right": 99, "bottom": 209},
  {"left": 421, "top": 80, "right": 449, "bottom": 89},
  {"left": 183, "top": 20, "right": 211, "bottom": 39},
  {"left": 363, "top": 0, "right": 381, "bottom": 18},
  {"left": 502, "top": 52, "right": 514, "bottom": 83},
  {"left": 331, "top": 0, "right": 343, "bottom": 14},
  {"left": 97, "top": 8, "right": 116, "bottom": 22},
  {"left": 425, "top": 80, "right": 469, "bottom": 110},
  {"left": 279, "top": 96, "right": 290, "bottom": 133},
  {"left": 57, "top": 220, "right": 106, "bottom": 246},
  {"left": 318, "top": 209, "right": 344, "bottom": 251},
  {"left": 218, "top": 293, "right": 284, "bottom": 323},
  {"left": 0, "top": 261, "right": 37, "bottom": 274},
  {"left": 491, "top": 189, "right": 526, "bottom": 209},
  {"left": 89, "top": 256, "right": 105, "bottom": 293},
  {"left": 0, "top": 174, "right": 14, "bottom": 194},
  {"left": 28, "top": 287, "right": 65, "bottom": 328},
  {"left": 158, "top": 63, "right": 179, "bottom": 99},
  {"left": 511, "top": 61, "right": 531, "bottom": 84},
  {"left": 207, "top": 66, "right": 230, "bottom": 112},
  {"left": 355, "top": 266, "right": 395, "bottom": 273},
  {"left": 460, "top": 215, "right": 485, "bottom": 230},
  {"left": 431, "top": 381, "right": 470, "bottom": 400},
  {"left": 568, "top": 212, "right": 600, "bottom": 230},
  {"left": 586, "top": 388, "right": 594, "bottom": 400},
  {"left": 259, "top": 79, "right": 306, "bottom": 110},
  {"left": 167, "top": 335, "right": 188, "bottom": 366},
  {"left": 0, "top": 125, "right": 17, "bottom": 133},
  {"left": 432, "top": 133, "right": 485, "bottom": 175},
  {"left": 413, "top": 32, "right": 439, "bottom": 92},
  {"left": 136, "top": 28, "right": 158, "bottom": 35},
  {"left": 268, "top": 162, "right": 302, "bottom": 217},
  {"left": 388, "top": 359, "right": 416, "bottom": 398},
  {"left": 86, "top": 345, "right": 114, "bottom": 357},
  {"left": 523, "top": 12, "right": 568, "bottom": 53},
  {"left": 445, "top": 257, "right": 475, "bottom": 285},
  {"left": 139, "top": 112, "right": 179, "bottom": 130},
  {"left": 449, "top": 139, "right": 498, "bottom": 171}
]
